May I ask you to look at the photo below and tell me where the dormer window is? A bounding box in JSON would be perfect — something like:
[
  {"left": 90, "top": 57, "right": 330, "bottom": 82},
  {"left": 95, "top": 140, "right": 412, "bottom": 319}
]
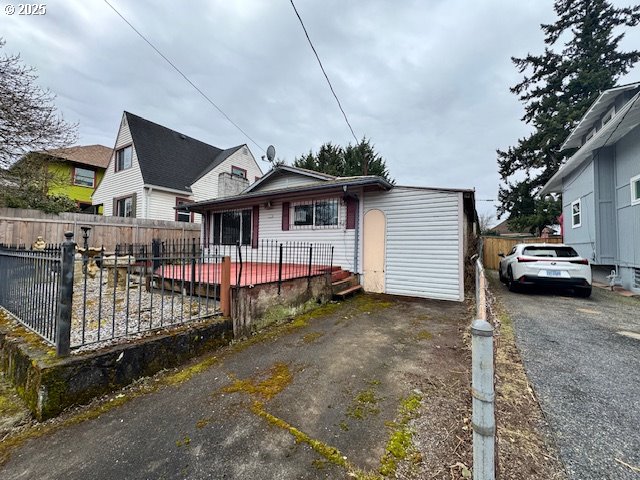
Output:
[
  {"left": 585, "top": 128, "right": 596, "bottom": 142},
  {"left": 602, "top": 105, "right": 616, "bottom": 125}
]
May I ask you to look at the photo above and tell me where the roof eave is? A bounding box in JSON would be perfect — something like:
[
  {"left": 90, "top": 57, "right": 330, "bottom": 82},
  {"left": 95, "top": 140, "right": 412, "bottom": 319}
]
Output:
[{"left": 184, "top": 177, "right": 392, "bottom": 213}]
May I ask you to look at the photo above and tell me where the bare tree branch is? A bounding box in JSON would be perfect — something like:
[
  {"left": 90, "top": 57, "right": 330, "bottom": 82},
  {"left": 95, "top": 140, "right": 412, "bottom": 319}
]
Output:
[{"left": 0, "top": 38, "right": 78, "bottom": 168}]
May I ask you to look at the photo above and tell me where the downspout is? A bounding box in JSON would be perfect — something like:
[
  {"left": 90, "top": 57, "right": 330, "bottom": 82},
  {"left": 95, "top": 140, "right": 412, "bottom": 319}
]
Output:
[
  {"left": 145, "top": 186, "right": 153, "bottom": 219},
  {"left": 353, "top": 194, "right": 360, "bottom": 274}
]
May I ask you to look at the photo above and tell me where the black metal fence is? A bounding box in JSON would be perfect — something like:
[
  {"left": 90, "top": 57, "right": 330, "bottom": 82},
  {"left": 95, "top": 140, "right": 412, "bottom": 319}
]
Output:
[
  {"left": 0, "top": 234, "right": 335, "bottom": 356},
  {"left": 0, "top": 244, "right": 62, "bottom": 344}
]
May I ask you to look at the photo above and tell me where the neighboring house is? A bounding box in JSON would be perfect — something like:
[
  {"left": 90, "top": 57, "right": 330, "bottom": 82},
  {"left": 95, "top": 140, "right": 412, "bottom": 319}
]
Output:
[
  {"left": 92, "top": 112, "right": 263, "bottom": 222},
  {"left": 488, "top": 219, "right": 532, "bottom": 237},
  {"left": 540, "top": 81, "right": 640, "bottom": 293},
  {"left": 183, "top": 166, "right": 477, "bottom": 302},
  {"left": 13, "top": 145, "right": 111, "bottom": 213}
]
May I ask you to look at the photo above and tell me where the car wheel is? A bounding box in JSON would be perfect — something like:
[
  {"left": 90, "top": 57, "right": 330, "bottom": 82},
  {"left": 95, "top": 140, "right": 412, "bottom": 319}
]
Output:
[
  {"left": 575, "top": 286, "right": 592, "bottom": 298},
  {"left": 507, "top": 268, "right": 519, "bottom": 292},
  {"left": 499, "top": 266, "right": 506, "bottom": 283}
]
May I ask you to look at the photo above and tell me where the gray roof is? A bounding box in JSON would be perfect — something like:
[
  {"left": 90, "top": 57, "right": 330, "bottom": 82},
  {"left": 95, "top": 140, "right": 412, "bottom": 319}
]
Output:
[
  {"left": 183, "top": 175, "right": 393, "bottom": 212},
  {"left": 125, "top": 111, "right": 245, "bottom": 192}
]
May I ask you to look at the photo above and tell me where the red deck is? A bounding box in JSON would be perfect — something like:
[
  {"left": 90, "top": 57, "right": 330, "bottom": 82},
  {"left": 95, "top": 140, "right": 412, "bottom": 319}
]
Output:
[{"left": 156, "top": 262, "right": 336, "bottom": 287}]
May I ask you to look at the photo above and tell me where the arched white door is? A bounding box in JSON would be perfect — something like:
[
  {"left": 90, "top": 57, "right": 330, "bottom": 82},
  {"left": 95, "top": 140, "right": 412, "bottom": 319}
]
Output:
[{"left": 363, "top": 209, "right": 386, "bottom": 293}]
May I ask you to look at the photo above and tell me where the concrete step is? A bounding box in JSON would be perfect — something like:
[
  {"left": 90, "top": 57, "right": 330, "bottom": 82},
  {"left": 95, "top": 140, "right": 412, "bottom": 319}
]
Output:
[{"left": 334, "top": 284, "right": 363, "bottom": 299}]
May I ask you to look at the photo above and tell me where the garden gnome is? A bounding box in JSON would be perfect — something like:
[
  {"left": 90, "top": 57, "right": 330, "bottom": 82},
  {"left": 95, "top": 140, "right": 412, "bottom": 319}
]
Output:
[{"left": 32, "top": 236, "right": 46, "bottom": 251}]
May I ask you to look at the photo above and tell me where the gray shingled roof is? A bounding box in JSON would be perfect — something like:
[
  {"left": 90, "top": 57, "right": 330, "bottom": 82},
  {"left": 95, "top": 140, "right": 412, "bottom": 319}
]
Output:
[{"left": 125, "top": 112, "right": 244, "bottom": 192}]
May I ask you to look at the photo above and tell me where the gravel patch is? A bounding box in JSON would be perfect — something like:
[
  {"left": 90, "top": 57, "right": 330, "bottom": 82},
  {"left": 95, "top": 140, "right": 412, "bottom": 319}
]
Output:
[
  {"left": 491, "top": 273, "right": 640, "bottom": 479},
  {"left": 70, "top": 274, "right": 220, "bottom": 350}
]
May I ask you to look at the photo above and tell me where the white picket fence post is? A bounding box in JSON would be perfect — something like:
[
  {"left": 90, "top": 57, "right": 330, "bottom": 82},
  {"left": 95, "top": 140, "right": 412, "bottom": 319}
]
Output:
[{"left": 471, "top": 318, "right": 495, "bottom": 480}]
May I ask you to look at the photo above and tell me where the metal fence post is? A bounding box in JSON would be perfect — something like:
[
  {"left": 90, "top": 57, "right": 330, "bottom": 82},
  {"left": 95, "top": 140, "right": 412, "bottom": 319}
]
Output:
[
  {"left": 55, "top": 231, "right": 75, "bottom": 357},
  {"left": 471, "top": 318, "right": 495, "bottom": 480}
]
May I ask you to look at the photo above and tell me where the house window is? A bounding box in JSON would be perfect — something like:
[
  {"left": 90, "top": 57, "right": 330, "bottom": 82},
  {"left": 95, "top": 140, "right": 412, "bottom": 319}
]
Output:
[
  {"left": 571, "top": 199, "right": 581, "bottom": 228},
  {"left": 73, "top": 167, "right": 95, "bottom": 187},
  {"left": 585, "top": 128, "right": 596, "bottom": 142},
  {"left": 212, "top": 209, "right": 251, "bottom": 245},
  {"left": 631, "top": 174, "right": 640, "bottom": 206},
  {"left": 175, "top": 197, "right": 192, "bottom": 223},
  {"left": 602, "top": 105, "right": 616, "bottom": 125},
  {"left": 292, "top": 199, "right": 339, "bottom": 229},
  {"left": 231, "top": 166, "right": 247, "bottom": 179},
  {"left": 115, "top": 145, "right": 132, "bottom": 172},
  {"left": 115, "top": 196, "right": 134, "bottom": 218}
]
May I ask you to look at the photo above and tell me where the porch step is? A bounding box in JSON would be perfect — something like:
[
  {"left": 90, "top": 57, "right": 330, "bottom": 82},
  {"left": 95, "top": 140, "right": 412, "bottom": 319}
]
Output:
[
  {"left": 331, "top": 269, "right": 351, "bottom": 282},
  {"left": 334, "top": 284, "right": 363, "bottom": 299}
]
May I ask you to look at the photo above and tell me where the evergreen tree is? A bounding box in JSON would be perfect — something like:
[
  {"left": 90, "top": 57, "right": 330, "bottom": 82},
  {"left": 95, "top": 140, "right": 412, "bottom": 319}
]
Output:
[
  {"left": 293, "top": 138, "right": 393, "bottom": 182},
  {"left": 497, "top": 0, "right": 640, "bottom": 234}
]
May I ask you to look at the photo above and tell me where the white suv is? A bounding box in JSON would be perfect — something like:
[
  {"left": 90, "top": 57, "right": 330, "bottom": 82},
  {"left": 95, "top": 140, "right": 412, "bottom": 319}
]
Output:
[{"left": 498, "top": 243, "right": 592, "bottom": 297}]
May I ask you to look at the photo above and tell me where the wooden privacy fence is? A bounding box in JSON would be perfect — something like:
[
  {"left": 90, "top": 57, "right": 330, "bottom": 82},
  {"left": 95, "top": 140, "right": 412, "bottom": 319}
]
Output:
[
  {"left": 482, "top": 236, "right": 563, "bottom": 270},
  {"left": 0, "top": 208, "right": 200, "bottom": 250}
]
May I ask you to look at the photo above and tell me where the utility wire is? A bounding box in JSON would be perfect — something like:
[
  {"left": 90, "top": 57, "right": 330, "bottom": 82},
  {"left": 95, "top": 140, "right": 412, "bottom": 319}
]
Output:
[
  {"left": 289, "top": 0, "right": 359, "bottom": 144},
  {"left": 102, "top": 0, "right": 265, "bottom": 153}
]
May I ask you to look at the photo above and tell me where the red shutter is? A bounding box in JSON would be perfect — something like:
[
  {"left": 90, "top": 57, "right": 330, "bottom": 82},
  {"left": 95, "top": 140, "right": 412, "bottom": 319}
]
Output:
[
  {"left": 252, "top": 205, "right": 259, "bottom": 248},
  {"left": 346, "top": 197, "right": 358, "bottom": 229},
  {"left": 282, "top": 202, "right": 290, "bottom": 231}
]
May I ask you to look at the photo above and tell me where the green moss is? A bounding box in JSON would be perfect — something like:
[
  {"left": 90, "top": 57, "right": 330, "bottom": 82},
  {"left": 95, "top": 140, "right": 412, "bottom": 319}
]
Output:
[
  {"left": 252, "top": 401, "right": 350, "bottom": 469},
  {"left": 339, "top": 421, "right": 349, "bottom": 431},
  {"left": 414, "top": 330, "right": 433, "bottom": 341},
  {"left": 196, "top": 418, "right": 210, "bottom": 429},
  {"left": 176, "top": 436, "right": 191, "bottom": 447},
  {"left": 162, "top": 355, "right": 219, "bottom": 386},
  {"left": 302, "top": 331, "right": 324, "bottom": 344},
  {"left": 222, "top": 363, "right": 292, "bottom": 400},
  {"left": 346, "top": 386, "right": 380, "bottom": 420},
  {"left": 378, "top": 392, "right": 423, "bottom": 477},
  {"left": 351, "top": 295, "right": 394, "bottom": 314}
]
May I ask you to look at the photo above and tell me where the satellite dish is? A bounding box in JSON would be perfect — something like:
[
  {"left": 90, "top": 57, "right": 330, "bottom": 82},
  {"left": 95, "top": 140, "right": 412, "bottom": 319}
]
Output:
[{"left": 266, "top": 145, "right": 276, "bottom": 163}]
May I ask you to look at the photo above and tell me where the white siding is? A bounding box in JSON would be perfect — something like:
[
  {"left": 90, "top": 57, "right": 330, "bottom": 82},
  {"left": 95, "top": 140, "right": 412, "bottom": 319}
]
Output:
[
  {"left": 191, "top": 146, "right": 263, "bottom": 201},
  {"left": 257, "top": 198, "right": 356, "bottom": 271},
  {"left": 363, "top": 187, "right": 462, "bottom": 301},
  {"left": 92, "top": 115, "right": 145, "bottom": 217},
  {"left": 145, "top": 189, "right": 201, "bottom": 224},
  {"left": 251, "top": 172, "right": 324, "bottom": 192},
  {"left": 205, "top": 196, "right": 356, "bottom": 271}
]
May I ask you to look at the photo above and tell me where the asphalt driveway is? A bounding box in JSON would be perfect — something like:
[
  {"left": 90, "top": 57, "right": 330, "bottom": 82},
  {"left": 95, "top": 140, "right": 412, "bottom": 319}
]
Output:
[
  {"left": 491, "top": 273, "right": 640, "bottom": 479},
  {"left": 0, "top": 294, "right": 470, "bottom": 480}
]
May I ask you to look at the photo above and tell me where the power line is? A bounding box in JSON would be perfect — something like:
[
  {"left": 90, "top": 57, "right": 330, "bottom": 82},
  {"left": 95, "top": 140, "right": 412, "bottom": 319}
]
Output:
[
  {"left": 102, "top": 0, "right": 265, "bottom": 153},
  {"left": 289, "top": 0, "right": 359, "bottom": 144}
]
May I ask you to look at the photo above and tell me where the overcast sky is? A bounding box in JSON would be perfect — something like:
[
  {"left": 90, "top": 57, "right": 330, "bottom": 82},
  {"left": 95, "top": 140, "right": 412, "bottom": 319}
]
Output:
[{"left": 3, "top": 0, "right": 640, "bottom": 224}]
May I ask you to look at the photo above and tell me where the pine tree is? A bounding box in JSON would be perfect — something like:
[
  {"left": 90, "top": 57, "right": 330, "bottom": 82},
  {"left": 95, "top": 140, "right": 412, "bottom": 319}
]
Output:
[
  {"left": 293, "top": 138, "right": 393, "bottom": 182},
  {"left": 497, "top": 0, "right": 640, "bottom": 234}
]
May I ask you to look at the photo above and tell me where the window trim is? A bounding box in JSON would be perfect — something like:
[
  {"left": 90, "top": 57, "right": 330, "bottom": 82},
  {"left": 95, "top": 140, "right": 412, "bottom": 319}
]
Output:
[
  {"left": 291, "top": 198, "right": 340, "bottom": 230},
  {"left": 115, "top": 144, "right": 133, "bottom": 172},
  {"left": 231, "top": 165, "right": 247, "bottom": 179},
  {"left": 175, "top": 197, "right": 194, "bottom": 223},
  {"left": 602, "top": 105, "right": 616, "bottom": 125},
  {"left": 571, "top": 199, "right": 582, "bottom": 228},
  {"left": 631, "top": 174, "right": 640, "bottom": 206},
  {"left": 72, "top": 166, "right": 96, "bottom": 188},
  {"left": 211, "top": 208, "right": 252, "bottom": 246},
  {"left": 114, "top": 194, "right": 134, "bottom": 218}
]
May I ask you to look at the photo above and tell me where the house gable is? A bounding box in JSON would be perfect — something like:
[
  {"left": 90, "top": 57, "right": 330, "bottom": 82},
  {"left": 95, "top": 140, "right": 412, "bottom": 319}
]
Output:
[
  {"left": 191, "top": 145, "right": 263, "bottom": 202},
  {"left": 248, "top": 167, "right": 334, "bottom": 193},
  {"left": 92, "top": 113, "right": 145, "bottom": 217}
]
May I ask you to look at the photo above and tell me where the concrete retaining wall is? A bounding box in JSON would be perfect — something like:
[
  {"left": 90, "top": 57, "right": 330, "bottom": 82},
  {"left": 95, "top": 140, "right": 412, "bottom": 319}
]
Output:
[
  {"left": 232, "top": 274, "right": 332, "bottom": 337},
  {"left": 0, "top": 313, "right": 232, "bottom": 420}
]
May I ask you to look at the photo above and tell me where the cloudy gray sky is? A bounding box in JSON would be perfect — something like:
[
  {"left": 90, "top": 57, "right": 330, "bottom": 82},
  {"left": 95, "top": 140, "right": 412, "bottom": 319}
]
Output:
[{"left": 3, "top": 0, "right": 640, "bottom": 223}]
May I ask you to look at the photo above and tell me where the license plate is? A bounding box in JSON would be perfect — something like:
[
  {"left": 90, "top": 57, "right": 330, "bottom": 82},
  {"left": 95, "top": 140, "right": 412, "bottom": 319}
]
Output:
[{"left": 546, "top": 270, "right": 562, "bottom": 277}]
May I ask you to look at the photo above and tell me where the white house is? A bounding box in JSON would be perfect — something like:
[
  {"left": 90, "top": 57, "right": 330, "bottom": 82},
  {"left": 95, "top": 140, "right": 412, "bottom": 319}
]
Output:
[
  {"left": 183, "top": 166, "right": 477, "bottom": 302},
  {"left": 540, "top": 82, "right": 640, "bottom": 292},
  {"left": 93, "top": 112, "right": 263, "bottom": 222}
]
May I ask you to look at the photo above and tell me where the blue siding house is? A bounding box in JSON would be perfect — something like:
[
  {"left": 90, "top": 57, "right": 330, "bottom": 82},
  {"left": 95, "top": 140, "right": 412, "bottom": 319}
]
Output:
[{"left": 541, "top": 82, "right": 640, "bottom": 293}]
